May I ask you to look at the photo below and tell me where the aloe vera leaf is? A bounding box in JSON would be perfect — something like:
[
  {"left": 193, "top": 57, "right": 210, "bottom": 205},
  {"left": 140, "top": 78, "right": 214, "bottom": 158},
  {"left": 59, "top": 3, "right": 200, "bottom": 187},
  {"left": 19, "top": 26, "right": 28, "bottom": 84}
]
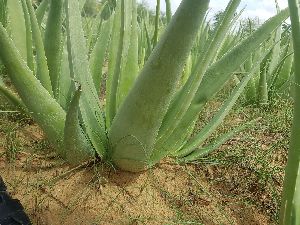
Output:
[
  {"left": 58, "top": 41, "right": 74, "bottom": 110},
  {"left": 213, "top": 9, "right": 245, "bottom": 63},
  {"left": 156, "top": 0, "right": 241, "bottom": 148},
  {"left": 152, "top": 0, "right": 160, "bottom": 47},
  {"left": 89, "top": 16, "right": 113, "bottom": 95},
  {"left": 137, "top": 21, "right": 145, "bottom": 67},
  {"left": 0, "top": 22, "right": 66, "bottom": 153},
  {"left": 25, "top": 0, "right": 53, "bottom": 96},
  {"left": 268, "top": 49, "right": 293, "bottom": 98},
  {"left": 181, "top": 54, "right": 193, "bottom": 86},
  {"left": 156, "top": 0, "right": 242, "bottom": 155},
  {"left": 36, "top": 0, "right": 49, "bottom": 26},
  {"left": 258, "top": 64, "right": 268, "bottom": 105},
  {"left": 64, "top": 87, "right": 94, "bottom": 164},
  {"left": 65, "top": 0, "right": 108, "bottom": 158},
  {"left": 182, "top": 120, "right": 254, "bottom": 161},
  {"left": 44, "top": 0, "right": 64, "bottom": 99},
  {"left": 175, "top": 48, "right": 271, "bottom": 158},
  {"left": 116, "top": 0, "right": 134, "bottom": 108},
  {"left": 275, "top": 39, "right": 294, "bottom": 89},
  {"left": 87, "top": 1, "right": 110, "bottom": 53},
  {"left": 143, "top": 21, "right": 151, "bottom": 57},
  {"left": 245, "top": 76, "right": 257, "bottom": 103},
  {"left": 198, "top": 10, "right": 287, "bottom": 108},
  {"left": 165, "top": 0, "right": 171, "bottom": 24},
  {"left": 279, "top": 0, "right": 300, "bottom": 224},
  {"left": 158, "top": 8, "right": 289, "bottom": 154},
  {"left": 87, "top": 1, "right": 111, "bottom": 54},
  {"left": 292, "top": 168, "right": 300, "bottom": 225},
  {"left": 20, "top": 0, "right": 34, "bottom": 72},
  {"left": 194, "top": 21, "right": 209, "bottom": 60},
  {"left": 82, "top": 16, "right": 93, "bottom": 46},
  {"left": 150, "top": 120, "right": 195, "bottom": 165},
  {"left": 121, "top": 1, "right": 133, "bottom": 60},
  {"left": 107, "top": 0, "right": 125, "bottom": 124},
  {"left": 83, "top": 16, "right": 101, "bottom": 55},
  {"left": 267, "top": 1, "right": 282, "bottom": 82},
  {"left": 86, "top": 18, "right": 101, "bottom": 54},
  {"left": 0, "top": 77, "right": 26, "bottom": 113},
  {"left": 244, "top": 55, "right": 257, "bottom": 103},
  {"left": 109, "top": 0, "right": 209, "bottom": 172},
  {"left": 117, "top": 0, "right": 139, "bottom": 107},
  {"left": 105, "top": 0, "right": 122, "bottom": 127},
  {"left": 7, "top": 0, "right": 27, "bottom": 61}
]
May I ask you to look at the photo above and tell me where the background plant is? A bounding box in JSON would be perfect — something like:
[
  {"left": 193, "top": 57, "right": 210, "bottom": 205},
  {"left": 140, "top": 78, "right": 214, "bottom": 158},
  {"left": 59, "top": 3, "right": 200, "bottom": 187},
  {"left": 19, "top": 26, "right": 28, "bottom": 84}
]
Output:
[
  {"left": 241, "top": 18, "right": 294, "bottom": 106},
  {"left": 213, "top": 4, "right": 294, "bottom": 107}
]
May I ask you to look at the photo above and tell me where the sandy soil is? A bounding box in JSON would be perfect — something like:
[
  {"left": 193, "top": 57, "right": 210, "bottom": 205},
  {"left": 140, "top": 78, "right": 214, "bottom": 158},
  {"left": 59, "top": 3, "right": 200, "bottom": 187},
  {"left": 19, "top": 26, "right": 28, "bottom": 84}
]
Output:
[{"left": 0, "top": 123, "right": 275, "bottom": 225}]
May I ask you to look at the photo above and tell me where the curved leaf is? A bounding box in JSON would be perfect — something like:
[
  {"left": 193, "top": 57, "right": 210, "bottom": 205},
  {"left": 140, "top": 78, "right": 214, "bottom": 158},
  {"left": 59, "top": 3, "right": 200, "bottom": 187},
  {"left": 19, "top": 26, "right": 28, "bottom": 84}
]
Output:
[
  {"left": 25, "top": 0, "right": 52, "bottom": 95},
  {"left": 64, "top": 86, "right": 94, "bottom": 164},
  {"left": 0, "top": 22, "right": 66, "bottom": 153},
  {"left": 44, "top": 0, "right": 64, "bottom": 98},
  {"left": 109, "top": 0, "right": 209, "bottom": 172},
  {"left": 65, "top": 0, "right": 108, "bottom": 158},
  {"left": 159, "top": 8, "right": 289, "bottom": 154}
]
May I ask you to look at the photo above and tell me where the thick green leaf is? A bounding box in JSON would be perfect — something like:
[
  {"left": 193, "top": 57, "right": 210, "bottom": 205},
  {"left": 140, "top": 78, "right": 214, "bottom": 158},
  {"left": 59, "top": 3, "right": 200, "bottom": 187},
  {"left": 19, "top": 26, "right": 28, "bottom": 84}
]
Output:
[
  {"left": 58, "top": 40, "right": 74, "bottom": 110},
  {"left": 44, "top": 0, "right": 64, "bottom": 99},
  {"left": 7, "top": 0, "right": 27, "bottom": 61},
  {"left": 20, "top": 0, "right": 34, "bottom": 72},
  {"left": 107, "top": 0, "right": 125, "bottom": 122},
  {"left": 176, "top": 47, "right": 271, "bottom": 158},
  {"left": 156, "top": 0, "right": 241, "bottom": 150},
  {"left": 267, "top": 19, "right": 282, "bottom": 80},
  {"left": 64, "top": 87, "right": 94, "bottom": 164},
  {"left": 117, "top": 0, "right": 139, "bottom": 107},
  {"left": 258, "top": 64, "right": 268, "bottom": 104},
  {"left": 65, "top": 0, "right": 108, "bottom": 158},
  {"left": 275, "top": 39, "right": 294, "bottom": 89},
  {"left": 89, "top": 16, "right": 113, "bottom": 95},
  {"left": 152, "top": 0, "right": 160, "bottom": 47},
  {"left": 0, "top": 77, "right": 26, "bottom": 113},
  {"left": 279, "top": 1, "right": 300, "bottom": 224},
  {"left": 36, "top": 0, "right": 49, "bottom": 26},
  {"left": 0, "top": 22, "right": 66, "bottom": 153},
  {"left": 165, "top": 0, "right": 171, "bottom": 24},
  {"left": 105, "top": 0, "right": 122, "bottom": 127},
  {"left": 25, "top": 0, "right": 53, "bottom": 95},
  {"left": 109, "top": 0, "right": 209, "bottom": 172}
]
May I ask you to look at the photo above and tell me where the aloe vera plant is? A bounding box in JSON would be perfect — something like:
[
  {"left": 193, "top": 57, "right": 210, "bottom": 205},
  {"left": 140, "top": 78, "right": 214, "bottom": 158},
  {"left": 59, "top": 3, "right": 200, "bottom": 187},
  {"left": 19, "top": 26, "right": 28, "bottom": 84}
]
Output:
[
  {"left": 279, "top": 0, "right": 300, "bottom": 224},
  {"left": 0, "top": 0, "right": 289, "bottom": 172},
  {"left": 241, "top": 7, "right": 294, "bottom": 105}
]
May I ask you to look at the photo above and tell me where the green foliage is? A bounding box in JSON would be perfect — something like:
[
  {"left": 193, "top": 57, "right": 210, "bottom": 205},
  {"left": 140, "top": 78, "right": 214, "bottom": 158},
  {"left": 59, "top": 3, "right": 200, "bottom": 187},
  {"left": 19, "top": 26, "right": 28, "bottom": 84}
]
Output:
[
  {"left": 280, "top": 0, "right": 300, "bottom": 224},
  {"left": 35, "top": 0, "right": 49, "bottom": 26},
  {"left": 65, "top": 0, "right": 108, "bottom": 159},
  {"left": 241, "top": 16, "right": 294, "bottom": 106},
  {"left": 44, "top": 0, "right": 64, "bottom": 98},
  {"left": 0, "top": 0, "right": 289, "bottom": 173}
]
